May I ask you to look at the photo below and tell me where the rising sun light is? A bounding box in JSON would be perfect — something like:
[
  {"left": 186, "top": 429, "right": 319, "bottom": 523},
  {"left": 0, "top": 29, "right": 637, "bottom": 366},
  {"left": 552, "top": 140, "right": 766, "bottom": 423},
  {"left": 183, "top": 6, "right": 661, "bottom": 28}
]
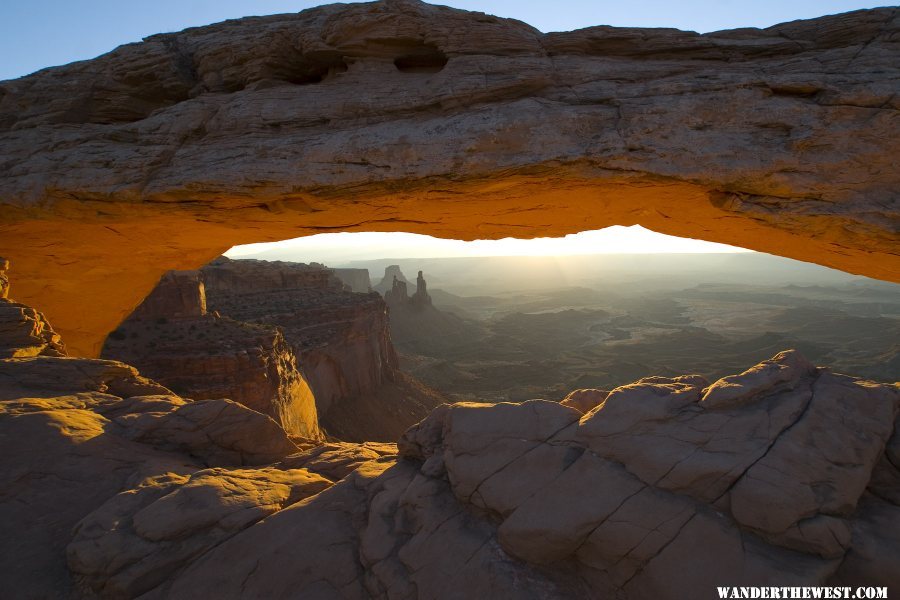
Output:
[{"left": 225, "top": 225, "right": 752, "bottom": 264}]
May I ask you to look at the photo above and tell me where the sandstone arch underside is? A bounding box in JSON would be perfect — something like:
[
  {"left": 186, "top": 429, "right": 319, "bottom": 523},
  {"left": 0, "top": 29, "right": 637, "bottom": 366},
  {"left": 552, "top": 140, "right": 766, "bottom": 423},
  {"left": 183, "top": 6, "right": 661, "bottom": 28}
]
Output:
[{"left": 1, "top": 1, "right": 898, "bottom": 356}]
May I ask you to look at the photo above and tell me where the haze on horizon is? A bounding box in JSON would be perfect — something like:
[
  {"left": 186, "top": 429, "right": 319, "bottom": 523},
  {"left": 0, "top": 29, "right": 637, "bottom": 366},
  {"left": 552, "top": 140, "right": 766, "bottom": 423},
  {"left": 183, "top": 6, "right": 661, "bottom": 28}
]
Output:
[{"left": 224, "top": 226, "right": 753, "bottom": 265}]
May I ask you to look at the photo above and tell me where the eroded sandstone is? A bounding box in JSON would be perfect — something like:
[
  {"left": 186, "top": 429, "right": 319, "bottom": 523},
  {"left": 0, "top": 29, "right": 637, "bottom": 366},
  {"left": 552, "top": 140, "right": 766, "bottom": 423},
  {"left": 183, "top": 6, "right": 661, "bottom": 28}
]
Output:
[
  {"left": 0, "top": 296, "right": 390, "bottom": 598},
  {"left": 201, "top": 257, "right": 445, "bottom": 441},
  {"left": 0, "top": 2, "right": 898, "bottom": 355},
  {"left": 101, "top": 267, "right": 323, "bottom": 440},
  {"left": 3, "top": 290, "right": 898, "bottom": 598},
  {"left": 153, "top": 351, "right": 900, "bottom": 599}
]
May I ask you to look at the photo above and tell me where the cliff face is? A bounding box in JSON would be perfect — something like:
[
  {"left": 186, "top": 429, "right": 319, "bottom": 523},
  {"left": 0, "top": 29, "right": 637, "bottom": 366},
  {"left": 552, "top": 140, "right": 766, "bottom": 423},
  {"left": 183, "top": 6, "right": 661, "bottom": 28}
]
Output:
[
  {"left": 202, "top": 258, "right": 400, "bottom": 413},
  {"left": 202, "top": 257, "right": 340, "bottom": 294},
  {"left": 0, "top": 293, "right": 390, "bottom": 599},
  {"left": 200, "top": 259, "right": 444, "bottom": 440},
  {"left": 101, "top": 268, "right": 322, "bottom": 440},
  {"left": 102, "top": 257, "right": 441, "bottom": 441},
  {"left": 1, "top": 3, "right": 898, "bottom": 356}
]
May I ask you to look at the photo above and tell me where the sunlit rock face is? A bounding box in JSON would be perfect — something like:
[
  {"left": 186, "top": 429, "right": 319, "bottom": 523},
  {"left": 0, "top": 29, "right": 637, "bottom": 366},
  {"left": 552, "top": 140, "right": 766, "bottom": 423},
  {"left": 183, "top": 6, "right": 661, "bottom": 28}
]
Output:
[
  {"left": 101, "top": 268, "right": 323, "bottom": 441},
  {"left": 0, "top": 294, "right": 392, "bottom": 598},
  {"left": 1, "top": 1, "right": 898, "bottom": 356},
  {"left": 199, "top": 258, "right": 445, "bottom": 442},
  {"left": 200, "top": 258, "right": 400, "bottom": 411}
]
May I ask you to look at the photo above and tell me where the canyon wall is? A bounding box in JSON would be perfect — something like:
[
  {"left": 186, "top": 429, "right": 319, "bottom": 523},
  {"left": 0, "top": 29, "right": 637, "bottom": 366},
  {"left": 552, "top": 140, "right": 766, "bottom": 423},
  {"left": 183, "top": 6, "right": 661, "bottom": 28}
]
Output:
[
  {"left": 102, "top": 257, "right": 443, "bottom": 441},
  {"left": 201, "top": 258, "right": 400, "bottom": 416},
  {"left": 101, "top": 268, "right": 322, "bottom": 440},
  {"left": 0, "top": 292, "right": 392, "bottom": 599},
  {"left": 200, "top": 258, "right": 446, "bottom": 440},
  {"left": 0, "top": 1, "right": 897, "bottom": 355}
]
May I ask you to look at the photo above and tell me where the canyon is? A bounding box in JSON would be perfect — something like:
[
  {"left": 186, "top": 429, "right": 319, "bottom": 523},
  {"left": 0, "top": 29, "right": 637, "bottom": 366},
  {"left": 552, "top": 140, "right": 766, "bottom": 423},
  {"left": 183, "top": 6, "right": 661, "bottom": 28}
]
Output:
[
  {"left": 0, "top": 1, "right": 898, "bottom": 356},
  {"left": 101, "top": 268, "right": 323, "bottom": 440},
  {"left": 103, "top": 258, "right": 444, "bottom": 442},
  {"left": 369, "top": 256, "right": 900, "bottom": 403}
]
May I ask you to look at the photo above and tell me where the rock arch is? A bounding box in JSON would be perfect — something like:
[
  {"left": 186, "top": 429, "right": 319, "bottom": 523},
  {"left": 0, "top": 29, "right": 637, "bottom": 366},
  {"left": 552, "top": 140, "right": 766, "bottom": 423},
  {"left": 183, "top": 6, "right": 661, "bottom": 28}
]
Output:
[{"left": 1, "top": 0, "right": 898, "bottom": 356}]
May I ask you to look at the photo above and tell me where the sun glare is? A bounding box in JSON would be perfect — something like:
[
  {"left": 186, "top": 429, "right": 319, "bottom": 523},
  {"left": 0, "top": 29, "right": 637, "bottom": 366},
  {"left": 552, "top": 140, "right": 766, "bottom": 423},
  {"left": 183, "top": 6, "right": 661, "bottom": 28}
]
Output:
[{"left": 225, "top": 225, "right": 751, "bottom": 264}]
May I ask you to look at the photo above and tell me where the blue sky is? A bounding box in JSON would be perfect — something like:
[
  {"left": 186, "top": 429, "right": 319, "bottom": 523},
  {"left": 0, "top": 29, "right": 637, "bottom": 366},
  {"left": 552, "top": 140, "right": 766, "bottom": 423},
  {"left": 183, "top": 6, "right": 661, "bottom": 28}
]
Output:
[{"left": 0, "top": 0, "right": 891, "bottom": 80}]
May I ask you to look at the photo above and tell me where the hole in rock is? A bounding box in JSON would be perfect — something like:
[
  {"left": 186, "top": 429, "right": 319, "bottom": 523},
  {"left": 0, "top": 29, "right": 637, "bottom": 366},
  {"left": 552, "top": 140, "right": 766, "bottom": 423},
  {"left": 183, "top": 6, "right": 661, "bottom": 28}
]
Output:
[
  {"left": 393, "top": 45, "right": 448, "bottom": 73},
  {"left": 103, "top": 226, "right": 900, "bottom": 444},
  {"left": 265, "top": 51, "right": 349, "bottom": 86},
  {"left": 285, "top": 59, "right": 349, "bottom": 85}
]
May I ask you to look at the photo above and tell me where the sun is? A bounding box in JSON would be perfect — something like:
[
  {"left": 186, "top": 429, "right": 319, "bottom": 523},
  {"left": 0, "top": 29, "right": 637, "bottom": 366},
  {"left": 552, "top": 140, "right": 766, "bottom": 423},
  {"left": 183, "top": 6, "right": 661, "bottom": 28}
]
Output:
[{"left": 226, "top": 225, "right": 751, "bottom": 264}]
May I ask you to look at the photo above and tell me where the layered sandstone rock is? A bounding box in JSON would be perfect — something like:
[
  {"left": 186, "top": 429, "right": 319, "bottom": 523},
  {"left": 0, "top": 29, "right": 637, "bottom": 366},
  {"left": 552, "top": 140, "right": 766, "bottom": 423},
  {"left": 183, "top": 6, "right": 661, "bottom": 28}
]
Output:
[
  {"left": 0, "top": 298, "right": 66, "bottom": 358},
  {"left": 130, "top": 270, "right": 206, "bottom": 319},
  {"left": 1, "top": 2, "right": 898, "bottom": 356},
  {"left": 202, "top": 259, "right": 399, "bottom": 413},
  {"left": 200, "top": 258, "right": 443, "bottom": 441},
  {"left": 101, "top": 267, "right": 322, "bottom": 440},
  {"left": 143, "top": 351, "right": 899, "bottom": 599},
  {"left": 0, "top": 295, "right": 389, "bottom": 599},
  {"left": 0, "top": 257, "right": 9, "bottom": 299}
]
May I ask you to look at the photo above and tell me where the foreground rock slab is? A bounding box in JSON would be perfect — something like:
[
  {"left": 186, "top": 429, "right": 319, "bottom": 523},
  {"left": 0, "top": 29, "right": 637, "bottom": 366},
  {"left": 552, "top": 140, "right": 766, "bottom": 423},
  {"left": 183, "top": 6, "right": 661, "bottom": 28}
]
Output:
[{"left": 160, "top": 352, "right": 899, "bottom": 599}]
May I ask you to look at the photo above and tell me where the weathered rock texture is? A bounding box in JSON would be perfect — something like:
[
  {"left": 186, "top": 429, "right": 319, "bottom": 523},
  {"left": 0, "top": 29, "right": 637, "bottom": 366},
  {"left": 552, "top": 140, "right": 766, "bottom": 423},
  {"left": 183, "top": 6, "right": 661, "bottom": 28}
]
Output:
[
  {"left": 201, "top": 258, "right": 398, "bottom": 409},
  {"left": 137, "top": 352, "right": 900, "bottom": 599},
  {"left": 200, "top": 257, "right": 444, "bottom": 441},
  {"left": 0, "top": 257, "right": 9, "bottom": 299},
  {"left": 2, "top": 289, "right": 899, "bottom": 598},
  {"left": 130, "top": 269, "right": 206, "bottom": 319},
  {"left": 0, "top": 297, "right": 67, "bottom": 358},
  {"left": 1, "top": 1, "right": 898, "bottom": 356},
  {"left": 101, "top": 270, "right": 322, "bottom": 440},
  {"left": 0, "top": 296, "right": 392, "bottom": 599}
]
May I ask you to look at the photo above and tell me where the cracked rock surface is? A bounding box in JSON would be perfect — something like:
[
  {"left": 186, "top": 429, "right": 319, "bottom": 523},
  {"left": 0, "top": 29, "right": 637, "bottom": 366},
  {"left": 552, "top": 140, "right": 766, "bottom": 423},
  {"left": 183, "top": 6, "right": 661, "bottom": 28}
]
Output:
[
  {"left": 141, "top": 353, "right": 900, "bottom": 599},
  {"left": 1, "top": 296, "right": 898, "bottom": 598}
]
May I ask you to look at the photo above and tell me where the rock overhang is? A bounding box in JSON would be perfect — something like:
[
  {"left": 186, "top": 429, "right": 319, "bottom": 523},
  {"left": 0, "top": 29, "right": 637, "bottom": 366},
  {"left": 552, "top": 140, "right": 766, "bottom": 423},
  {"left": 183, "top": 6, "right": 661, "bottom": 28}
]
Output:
[{"left": 0, "top": 0, "right": 898, "bottom": 356}]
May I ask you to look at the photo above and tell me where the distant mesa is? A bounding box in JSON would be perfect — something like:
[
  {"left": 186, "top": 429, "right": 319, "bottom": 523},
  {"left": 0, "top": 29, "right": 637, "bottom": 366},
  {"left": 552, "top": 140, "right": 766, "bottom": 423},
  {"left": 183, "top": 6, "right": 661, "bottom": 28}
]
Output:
[
  {"left": 382, "top": 267, "right": 433, "bottom": 311},
  {"left": 332, "top": 268, "right": 372, "bottom": 293},
  {"left": 374, "top": 265, "right": 409, "bottom": 295}
]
